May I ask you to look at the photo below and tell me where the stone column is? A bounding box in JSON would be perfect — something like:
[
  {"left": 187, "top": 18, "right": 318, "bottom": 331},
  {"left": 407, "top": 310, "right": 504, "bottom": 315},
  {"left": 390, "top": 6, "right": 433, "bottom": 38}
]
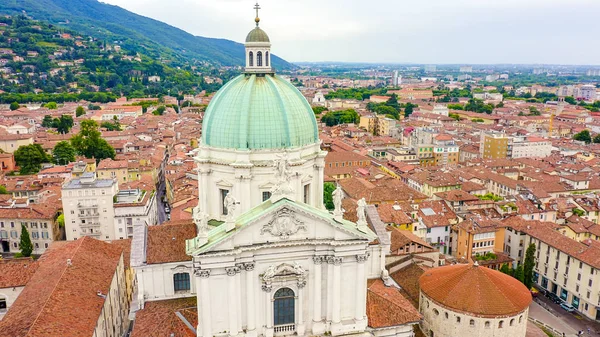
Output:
[
  {"left": 264, "top": 285, "right": 274, "bottom": 337},
  {"left": 235, "top": 265, "right": 243, "bottom": 334},
  {"left": 196, "top": 269, "right": 212, "bottom": 337},
  {"left": 331, "top": 257, "right": 343, "bottom": 328},
  {"left": 355, "top": 254, "right": 369, "bottom": 325},
  {"left": 314, "top": 162, "right": 325, "bottom": 209},
  {"left": 312, "top": 256, "right": 325, "bottom": 334},
  {"left": 326, "top": 256, "right": 334, "bottom": 323},
  {"left": 245, "top": 262, "right": 257, "bottom": 337},
  {"left": 198, "top": 167, "right": 210, "bottom": 212},
  {"left": 297, "top": 280, "right": 306, "bottom": 336},
  {"left": 226, "top": 267, "right": 239, "bottom": 337}
]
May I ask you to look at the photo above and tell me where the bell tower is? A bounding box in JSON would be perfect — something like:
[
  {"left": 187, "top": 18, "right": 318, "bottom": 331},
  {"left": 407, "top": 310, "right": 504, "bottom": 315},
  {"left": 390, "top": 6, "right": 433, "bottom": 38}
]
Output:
[{"left": 245, "top": 2, "right": 273, "bottom": 74}]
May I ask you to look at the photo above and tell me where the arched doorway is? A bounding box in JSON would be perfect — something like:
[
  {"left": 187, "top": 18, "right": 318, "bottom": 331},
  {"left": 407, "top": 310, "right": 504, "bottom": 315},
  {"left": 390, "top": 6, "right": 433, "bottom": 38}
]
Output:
[{"left": 273, "top": 287, "right": 295, "bottom": 329}]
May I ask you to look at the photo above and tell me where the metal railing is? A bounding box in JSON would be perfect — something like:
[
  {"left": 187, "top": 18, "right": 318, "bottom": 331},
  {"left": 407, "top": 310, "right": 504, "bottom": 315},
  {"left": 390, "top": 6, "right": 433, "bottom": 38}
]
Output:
[{"left": 273, "top": 324, "right": 295, "bottom": 334}]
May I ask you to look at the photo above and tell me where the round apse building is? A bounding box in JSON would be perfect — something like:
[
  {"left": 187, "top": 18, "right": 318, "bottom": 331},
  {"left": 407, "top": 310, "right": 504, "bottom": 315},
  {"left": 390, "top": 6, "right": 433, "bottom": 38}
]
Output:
[{"left": 418, "top": 262, "right": 532, "bottom": 337}]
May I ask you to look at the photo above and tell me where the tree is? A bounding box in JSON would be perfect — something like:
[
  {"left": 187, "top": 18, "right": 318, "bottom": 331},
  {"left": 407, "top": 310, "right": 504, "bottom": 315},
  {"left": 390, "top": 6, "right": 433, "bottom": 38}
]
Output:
[
  {"left": 9, "top": 102, "right": 20, "bottom": 110},
  {"left": 564, "top": 96, "right": 577, "bottom": 105},
  {"left": 53, "top": 115, "right": 74, "bottom": 134},
  {"left": 42, "top": 115, "right": 54, "bottom": 128},
  {"left": 56, "top": 214, "right": 65, "bottom": 228},
  {"left": 101, "top": 116, "right": 121, "bottom": 131},
  {"left": 76, "top": 106, "right": 86, "bottom": 117},
  {"left": 312, "top": 106, "right": 328, "bottom": 115},
  {"left": 375, "top": 105, "right": 399, "bottom": 119},
  {"left": 14, "top": 144, "right": 50, "bottom": 174},
  {"left": 19, "top": 224, "right": 33, "bottom": 257},
  {"left": 514, "top": 264, "right": 524, "bottom": 283},
  {"left": 153, "top": 105, "right": 166, "bottom": 115},
  {"left": 404, "top": 103, "right": 417, "bottom": 118},
  {"left": 323, "top": 182, "right": 336, "bottom": 210},
  {"left": 70, "top": 120, "right": 116, "bottom": 162},
  {"left": 45, "top": 101, "right": 58, "bottom": 109},
  {"left": 573, "top": 130, "right": 592, "bottom": 144},
  {"left": 500, "top": 263, "right": 511, "bottom": 275},
  {"left": 53, "top": 141, "right": 76, "bottom": 165},
  {"left": 524, "top": 243, "right": 536, "bottom": 289},
  {"left": 0, "top": 185, "right": 7, "bottom": 194}
]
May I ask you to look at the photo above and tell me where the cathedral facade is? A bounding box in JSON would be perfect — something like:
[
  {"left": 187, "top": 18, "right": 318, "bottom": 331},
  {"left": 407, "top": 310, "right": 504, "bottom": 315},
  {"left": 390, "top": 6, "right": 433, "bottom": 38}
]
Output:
[{"left": 131, "top": 5, "right": 419, "bottom": 337}]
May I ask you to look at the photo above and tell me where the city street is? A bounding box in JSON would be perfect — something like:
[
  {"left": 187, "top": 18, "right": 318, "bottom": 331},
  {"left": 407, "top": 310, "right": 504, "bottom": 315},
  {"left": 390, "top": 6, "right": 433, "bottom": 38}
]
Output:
[
  {"left": 155, "top": 180, "right": 168, "bottom": 224},
  {"left": 529, "top": 295, "right": 600, "bottom": 336}
]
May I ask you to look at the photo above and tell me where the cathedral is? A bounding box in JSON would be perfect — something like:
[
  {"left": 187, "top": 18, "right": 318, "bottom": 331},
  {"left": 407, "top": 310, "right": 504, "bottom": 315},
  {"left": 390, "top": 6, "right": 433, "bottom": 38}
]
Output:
[{"left": 130, "top": 4, "right": 420, "bottom": 337}]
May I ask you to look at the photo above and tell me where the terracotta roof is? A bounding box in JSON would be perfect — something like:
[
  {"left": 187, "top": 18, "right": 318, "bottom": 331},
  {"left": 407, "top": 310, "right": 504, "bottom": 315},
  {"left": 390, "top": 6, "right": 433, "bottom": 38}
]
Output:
[
  {"left": 366, "top": 278, "right": 422, "bottom": 328},
  {"left": 389, "top": 228, "right": 432, "bottom": 252},
  {"left": 146, "top": 221, "right": 195, "bottom": 264},
  {"left": 131, "top": 297, "right": 197, "bottom": 337},
  {"left": 0, "top": 237, "right": 124, "bottom": 337},
  {"left": 0, "top": 258, "right": 38, "bottom": 288},
  {"left": 390, "top": 263, "right": 427, "bottom": 307},
  {"left": 419, "top": 263, "right": 531, "bottom": 317}
]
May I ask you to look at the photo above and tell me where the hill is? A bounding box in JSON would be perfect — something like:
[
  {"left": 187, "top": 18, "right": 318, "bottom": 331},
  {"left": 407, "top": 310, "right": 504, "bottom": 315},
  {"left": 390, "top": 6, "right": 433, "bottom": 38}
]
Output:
[
  {"left": 0, "top": 0, "right": 291, "bottom": 69},
  {"left": 0, "top": 15, "right": 236, "bottom": 103}
]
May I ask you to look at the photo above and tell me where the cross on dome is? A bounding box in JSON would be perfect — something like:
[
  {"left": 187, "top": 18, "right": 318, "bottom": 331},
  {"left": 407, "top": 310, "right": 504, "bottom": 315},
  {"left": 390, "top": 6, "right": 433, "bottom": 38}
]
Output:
[{"left": 254, "top": 2, "right": 261, "bottom": 27}]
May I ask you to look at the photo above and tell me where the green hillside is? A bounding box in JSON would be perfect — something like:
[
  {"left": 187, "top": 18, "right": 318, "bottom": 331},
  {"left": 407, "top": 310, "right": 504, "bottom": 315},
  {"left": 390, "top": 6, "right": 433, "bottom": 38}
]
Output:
[
  {"left": 0, "top": 0, "right": 291, "bottom": 68},
  {"left": 0, "top": 15, "right": 237, "bottom": 103}
]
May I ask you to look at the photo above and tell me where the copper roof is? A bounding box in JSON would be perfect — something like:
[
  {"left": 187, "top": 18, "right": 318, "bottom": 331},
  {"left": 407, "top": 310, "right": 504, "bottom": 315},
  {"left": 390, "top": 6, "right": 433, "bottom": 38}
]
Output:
[{"left": 419, "top": 264, "right": 531, "bottom": 317}]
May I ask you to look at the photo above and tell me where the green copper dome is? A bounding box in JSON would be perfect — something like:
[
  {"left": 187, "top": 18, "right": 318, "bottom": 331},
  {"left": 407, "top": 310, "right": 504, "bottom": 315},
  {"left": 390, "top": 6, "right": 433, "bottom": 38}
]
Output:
[
  {"left": 246, "top": 27, "right": 270, "bottom": 43},
  {"left": 201, "top": 74, "right": 319, "bottom": 150}
]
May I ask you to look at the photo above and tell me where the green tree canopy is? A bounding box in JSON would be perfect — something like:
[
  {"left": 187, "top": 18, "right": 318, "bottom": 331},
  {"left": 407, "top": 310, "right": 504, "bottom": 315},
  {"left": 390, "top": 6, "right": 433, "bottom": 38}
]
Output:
[
  {"left": 19, "top": 224, "right": 33, "bottom": 257},
  {"left": 9, "top": 102, "right": 20, "bottom": 110},
  {"left": 573, "top": 130, "right": 592, "bottom": 143},
  {"left": 320, "top": 109, "right": 360, "bottom": 127},
  {"left": 70, "top": 120, "right": 116, "bottom": 163},
  {"left": 514, "top": 264, "right": 525, "bottom": 283},
  {"left": 593, "top": 134, "right": 600, "bottom": 144},
  {"left": 53, "top": 141, "right": 76, "bottom": 165},
  {"left": 57, "top": 214, "right": 65, "bottom": 228},
  {"left": 564, "top": 96, "right": 577, "bottom": 105},
  {"left": 45, "top": 101, "right": 58, "bottom": 109},
  {"left": 323, "top": 182, "right": 336, "bottom": 211},
  {"left": 312, "top": 106, "right": 328, "bottom": 115},
  {"left": 14, "top": 144, "right": 51, "bottom": 174},
  {"left": 52, "top": 115, "right": 74, "bottom": 134},
  {"left": 76, "top": 106, "right": 86, "bottom": 117},
  {"left": 42, "top": 115, "right": 54, "bottom": 128},
  {"left": 0, "top": 185, "right": 8, "bottom": 194},
  {"left": 524, "top": 243, "right": 536, "bottom": 289}
]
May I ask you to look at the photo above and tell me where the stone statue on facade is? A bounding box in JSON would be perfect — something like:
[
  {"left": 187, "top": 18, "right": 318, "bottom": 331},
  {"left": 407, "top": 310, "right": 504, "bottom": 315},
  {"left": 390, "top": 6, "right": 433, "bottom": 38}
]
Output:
[
  {"left": 357, "top": 197, "right": 367, "bottom": 224},
  {"left": 224, "top": 193, "right": 237, "bottom": 221},
  {"left": 271, "top": 152, "right": 294, "bottom": 199},
  {"left": 332, "top": 184, "right": 345, "bottom": 219},
  {"left": 193, "top": 204, "right": 209, "bottom": 237}
]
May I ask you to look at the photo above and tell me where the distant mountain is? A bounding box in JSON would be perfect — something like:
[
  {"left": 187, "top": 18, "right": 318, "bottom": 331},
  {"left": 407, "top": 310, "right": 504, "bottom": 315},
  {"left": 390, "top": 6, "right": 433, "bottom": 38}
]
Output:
[{"left": 0, "top": 0, "right": 292, "bottom": 68}]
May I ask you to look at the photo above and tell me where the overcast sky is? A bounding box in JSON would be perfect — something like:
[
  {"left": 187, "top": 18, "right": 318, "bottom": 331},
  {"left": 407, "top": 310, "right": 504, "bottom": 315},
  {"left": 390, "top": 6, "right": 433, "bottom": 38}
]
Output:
[{"left": 100, "top": 0, "right": 600, "bottom": 65}]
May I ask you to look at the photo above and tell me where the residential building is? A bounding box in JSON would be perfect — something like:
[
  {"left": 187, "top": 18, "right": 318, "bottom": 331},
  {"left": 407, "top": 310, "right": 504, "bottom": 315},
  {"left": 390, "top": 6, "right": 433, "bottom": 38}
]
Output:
[
  {"left": 455, "top": 217, "right": 505, "bottom": 260},
  {"left": 0, "top": 205, "right": 60, "bottom": 255},
  {"left": 97, "top": 158, "right": 129, "bottom": 184},
  {"left": 62, "top": 172, "right": 118, "bottom": 241},
  {"left": 480, "top": 132, "right": 509, "bottom": 159},
  {"left": 0, "top": 258, "right": 38, "bottom": 320},
  {"left": 0, "top": 237, "right": 131, "bottom": 337},
  {"left": 509, "top": 136, "right": 552, "bottom": 159},
  {"left": 113, "top": 188, "right": 158, "bottom": 239}
]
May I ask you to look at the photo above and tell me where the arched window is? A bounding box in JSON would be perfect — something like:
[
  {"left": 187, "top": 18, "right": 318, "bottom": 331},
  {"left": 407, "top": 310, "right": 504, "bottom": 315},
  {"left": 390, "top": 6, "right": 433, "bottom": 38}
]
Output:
[
  {"left": 510, "top": 318, "right": 515, "bottom": 326},
  {"left": 257, "top": 51, "right": 263, "bottom": 67},
  {"left": 519, "top": 315, "right": 522, "bottom": 323},
  {"left": 173, "top": 273, "right": 190, "bottom": 292},
  {"left": 444, "top": 312, "right": 449, "bottom": 319},
  {"left": 484, "top": 321, "right": 490, "bottom": 328},
  {"left": 469, "top": 319, "right": 475, "bottom": 327},
  {"left": 456, "top": 316, "right": 461, "bottom": 323},
  {"left": 266, "top": 51, "right": 269, "bottom": 67},
  {"left": 273, "top": 288, "right": 295, "bottom": 326},
  {"left": 498, "top": 320, "right": 504, "bottom": 328},
  {"left": 433, "top": 308, "right": 439, "bottom": 316},
  {"left": 249, "top": 52, "right": 254, "bottom": 67}
]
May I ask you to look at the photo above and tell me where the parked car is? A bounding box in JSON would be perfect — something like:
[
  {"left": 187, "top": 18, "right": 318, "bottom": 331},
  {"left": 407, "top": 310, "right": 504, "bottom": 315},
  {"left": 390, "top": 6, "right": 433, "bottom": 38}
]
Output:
[
  {"left": 560, "top": 302, "right": 575, "bottom": 312},
  {"left": 164, "top": 205, "right": 171, "bottom": 213},
  {"left": 546, "top": 292, "right": 562, "bottom": 304},
  {"left": 530, "top": 288, "right": 539, "bottom": 298}
]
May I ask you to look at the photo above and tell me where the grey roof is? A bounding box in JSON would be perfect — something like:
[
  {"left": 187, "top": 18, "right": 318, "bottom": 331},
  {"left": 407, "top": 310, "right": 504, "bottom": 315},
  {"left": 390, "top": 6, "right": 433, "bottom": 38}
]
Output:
[
  {"left": 246, "top": 27, "right": 270, "bottom": 43},
  {"left": 63, "top": 178, "right": 116, "bottom": 189}
]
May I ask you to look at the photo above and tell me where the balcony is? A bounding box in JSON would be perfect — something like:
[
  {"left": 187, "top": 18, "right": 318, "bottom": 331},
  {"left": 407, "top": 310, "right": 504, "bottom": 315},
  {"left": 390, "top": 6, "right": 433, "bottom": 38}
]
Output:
[
  {"left": 77, "top": 203, "right": 98, "bottom": 209},
  {"left": 79, "top": 213, "right": 100, "bottom": 218},
  {"left": 274, "top": 324, "right": 295, "bottom": 335},
  {"left": 80, "top": 222, "right": 101, "bottom": 229}
]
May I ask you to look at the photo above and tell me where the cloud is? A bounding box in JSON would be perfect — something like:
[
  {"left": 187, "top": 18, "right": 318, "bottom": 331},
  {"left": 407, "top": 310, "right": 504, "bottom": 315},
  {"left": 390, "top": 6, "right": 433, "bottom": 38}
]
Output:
[{"left": 100, "top": 0, "right": 600, "bottom": 64}]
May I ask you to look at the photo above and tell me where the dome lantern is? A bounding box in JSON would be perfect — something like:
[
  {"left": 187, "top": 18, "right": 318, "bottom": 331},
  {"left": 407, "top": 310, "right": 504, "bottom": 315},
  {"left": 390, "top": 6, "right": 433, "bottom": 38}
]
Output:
[{"left": 245, "top": 2, "right": 272, "bottom": 74}]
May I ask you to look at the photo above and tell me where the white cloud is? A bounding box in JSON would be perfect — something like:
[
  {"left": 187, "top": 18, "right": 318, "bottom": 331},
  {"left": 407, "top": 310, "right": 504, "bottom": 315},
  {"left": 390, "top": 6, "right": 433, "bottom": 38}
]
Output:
[{"left": 100, "top": 0, "right": 600, "bottom": 64}]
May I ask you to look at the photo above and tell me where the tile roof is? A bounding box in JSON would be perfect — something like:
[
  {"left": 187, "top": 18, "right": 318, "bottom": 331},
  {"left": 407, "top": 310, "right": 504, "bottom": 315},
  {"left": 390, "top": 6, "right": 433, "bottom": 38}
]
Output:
[
  {"left": 389, "top": 228, "right": 433, "bottom": 253},
  {"left": 339, "top": 177, "right": 428, "bottom": 203},
  {"left": 366, "top": 278, "right": 422, "bottom": 328},
  {"left": 131, "top": 297, "right": 197, "bottom": 337},
  {"left": 146, "top": 221, "right": 196, "bottom": 264},
  {"left": 419, "top": 263, "right": 531, "bottom": 317},
  {"left": 0, "top": 237, "right": 124, "bottom": 337},
  {"left": 0, "top": 257, "right": 38, "bottom": 288},
  {"left": 390, "top": 263, "right": 428, "bottom": 307}
]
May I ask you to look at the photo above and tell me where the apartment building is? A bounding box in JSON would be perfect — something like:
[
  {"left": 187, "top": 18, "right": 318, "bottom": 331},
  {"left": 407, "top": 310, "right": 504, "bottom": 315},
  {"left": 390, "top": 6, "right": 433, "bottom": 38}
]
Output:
[
  {"left": 62, "top": 172, "right": 118, "bottom": 241},
  {"left": 509, "top": 137, "right": 552, "bottom": 159},
  {"left": 0, "top": 205, "right": 60, "bottom": 255},
  {"left": 480, "top": 132, "right": 509, "bottom": 159},
  {"left": 503, "top": 218, "right": 600, "bottom": 321},
  {"left": 113, "top": 188, "right": 158, "bottom": 239}
]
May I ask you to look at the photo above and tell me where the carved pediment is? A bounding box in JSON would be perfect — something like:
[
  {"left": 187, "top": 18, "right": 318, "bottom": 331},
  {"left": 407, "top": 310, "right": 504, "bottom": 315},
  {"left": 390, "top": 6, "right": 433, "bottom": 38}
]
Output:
[
  {"left": 215, "top": 179, "right": 234, "bottom": 188},
  {"left": 260, "top": 207, "right": 307, "bottom": 240},
  {"left": 261, "top": 262, "right": 307, "bottom": 291}
]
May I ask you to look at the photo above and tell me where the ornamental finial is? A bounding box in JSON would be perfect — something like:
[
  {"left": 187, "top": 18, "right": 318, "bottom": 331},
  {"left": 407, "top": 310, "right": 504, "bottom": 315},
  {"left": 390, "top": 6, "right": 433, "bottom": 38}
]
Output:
[{"left": 254, "top": 2, "right": 261, "bottom": 27}]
